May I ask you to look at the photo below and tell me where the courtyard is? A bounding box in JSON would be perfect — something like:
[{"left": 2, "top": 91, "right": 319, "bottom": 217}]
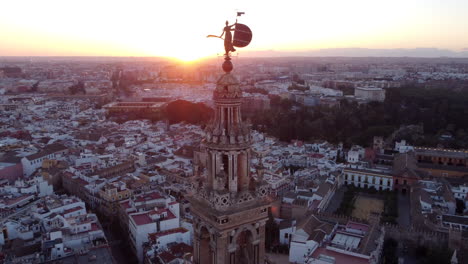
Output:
[
  {"left": 352, "top": 195, "right": 384, "bottom": 219},
  {"left": 333, "top": 186, "right": 399, "bottom": 223}
]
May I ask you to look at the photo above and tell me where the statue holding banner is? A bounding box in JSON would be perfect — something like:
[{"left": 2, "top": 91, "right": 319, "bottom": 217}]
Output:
[{"left": 207, "top": 13, "right": 252, "bottom": 58}]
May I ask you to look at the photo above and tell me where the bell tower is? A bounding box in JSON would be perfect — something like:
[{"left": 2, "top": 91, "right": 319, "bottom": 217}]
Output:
[{"left": 189, "top": 56, "right": 271, "bottom": 264}]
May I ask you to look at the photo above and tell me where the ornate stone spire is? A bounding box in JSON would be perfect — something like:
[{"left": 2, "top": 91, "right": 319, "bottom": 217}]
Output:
[{"left": 190, "top": 15, "right": 269, "bottom": 264}]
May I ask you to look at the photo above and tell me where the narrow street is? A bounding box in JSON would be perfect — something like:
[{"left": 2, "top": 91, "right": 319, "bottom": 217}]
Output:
[
  {"left": 102, "top": 222, "right": 138, "bottom": 264},
  {"left": 397, "top": 192, "right": 411, "bottom": 228},
  {"left": 325, "top": 186, "right": 346, "bottom": 213}
]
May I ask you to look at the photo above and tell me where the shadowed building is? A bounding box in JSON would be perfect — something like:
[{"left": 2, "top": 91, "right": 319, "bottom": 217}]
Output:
[
  {"left": 415, "top": 147, "right": 468, "bottom": 178},
  {"left": 103, "top": 101, "right": 166, "bottom": 114},
  {"left": 188, "top": 59, "right": 271, "bottom": 264}
]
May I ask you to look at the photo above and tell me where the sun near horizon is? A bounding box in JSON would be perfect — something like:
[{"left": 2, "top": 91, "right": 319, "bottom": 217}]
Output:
[{"left": 1, "top": 0, "right": 468, "bottom": 60}]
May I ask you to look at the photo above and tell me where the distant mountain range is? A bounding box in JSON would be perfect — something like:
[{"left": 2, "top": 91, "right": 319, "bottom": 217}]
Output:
[{"left": 241, "top": 48, "right": 468, "bottom": 58}]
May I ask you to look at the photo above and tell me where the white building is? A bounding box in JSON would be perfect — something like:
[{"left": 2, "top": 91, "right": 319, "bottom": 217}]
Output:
[
  {"left": 419, "top": 190, "right": 433, "bottom": 213},
  {"left": 279, "top": 220, "right": 296, "bottom": 246},
  {"left": 33, "top": 195, "right": 86, "bottom": 220},
  {"left": 343, "top": 167, "right": 393, "bottom": 191},
  {"left": 1, "top": 194, "right": 110, "bottom": 262},
  {"left": 129, "top": 206, "right": 180, "bottom": 263},
  {"left": 145, "top": 226, "right": 191, "bottom": 258},
  {"left": 394, "top": 140, "right": 414, "bottom": 153},
  {"left": 347, "top": 146, "right": 364, "bottom": 163},
  {"left": 441, "top": 214, "right": 468, "bottom": 230},
  {"left": 451, "top": 184, "right": 468, "bottom": 203},
  {"left": 1, "top": 176, "right": 54, "bottom": 197},
  {"left": 354, "top": 87, "right": 385, "bottom": 102},
  {"left": 21, "top": 144, "right": 68, "bottom": 177},
  {"left": 289, "top": 215, "right": 335, "bottom": 264}
]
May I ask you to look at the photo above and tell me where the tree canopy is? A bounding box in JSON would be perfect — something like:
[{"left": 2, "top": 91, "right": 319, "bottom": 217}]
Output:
[{"left": 251, "top": 85, "right": 468, "bottom": 148}]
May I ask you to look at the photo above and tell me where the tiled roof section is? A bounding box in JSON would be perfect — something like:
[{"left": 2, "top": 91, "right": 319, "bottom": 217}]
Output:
[
  {"left": 134, "top": 191, "right": 163, "bottom": 203},
  {"left": 169, "top": 242, "right": 193, "bottom": 257},
  {"left": 297, "top": 191, "right": 314, "bottom": 198},
  {"left": 346, "top": 221, "right": 370, "bottom": 233},
  {"left": 392, "top": 153, "right": 418, "bottom": 173},
  {"left": 442, "top": 214, "right": 468, "bottom": 225},
  {"left": 90, "top": 223, "right": 101, "bottom": 232},
  {"left": 415, "top": 147, "right": 468, "bottom": 159},
  {"left": 283, "top": 191, "right": 297, "bottom": 199},
  {"left": 74, "top": 132, "right": 103, "bottom": 142},
  {"left": 158, "top": 251, "right": 176, "bottom": 263},
  {"left": 298, "top": 214, "right": 334, "bottom": 242},
  {"left": 131, "top": 212, "right": 153, "bottom": 226},
  {"left": 442, "top": 185, "right": 456, "bottom": 203},
  {"left": 149, "top": 208, "right": 177, "bottom": 220},
  {"left": 62, "top": 206, "right": 84, "bottom": 215},
  {"left": 119, "top": 200, "right": 131, "bottom": 210},
  {"left": 2, "top": 194, "right": 34, "bottom": 205},
  {"left": 74, "top": 177, "right": 90, "bottom": 186},
  {"left": 418, "top": 163, "right": 468, "bottom": 173},
  {"left": 420, "top": 189, "right": 432, "bottom": 204},
  {"left": 316, "top": 182, "right": 332, "bottom": 198},
  {"left": 148, "top": 227, "right": 189, "bottom": 241},
  {"left": 308, "top": 229, "right": 326, "bottom": 242},
  {"left": 131, "top": 208, "right": 177, "bottom": 226},
  {"left": 310, "top": 200, "right": 320, "bottom": 210},
  {"left": 25, "top": 143, "right": 67, "bottom": 160}
]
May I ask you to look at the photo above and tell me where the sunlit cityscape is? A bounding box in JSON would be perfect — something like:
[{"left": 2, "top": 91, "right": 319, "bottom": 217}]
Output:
[{"left": 1, "top": 1, "right": 468, "bottom": 264}]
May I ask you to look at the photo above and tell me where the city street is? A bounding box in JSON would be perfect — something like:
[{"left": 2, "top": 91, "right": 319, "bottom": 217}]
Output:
[
  {"left": 325, "top": 186, "right": 346, "bottom": 213},
  {"left": 397, "top": 192, "right": 411, "bottom": 227},
  {"left": 103, "top": 223, "right": 138, "bottom": 264}
]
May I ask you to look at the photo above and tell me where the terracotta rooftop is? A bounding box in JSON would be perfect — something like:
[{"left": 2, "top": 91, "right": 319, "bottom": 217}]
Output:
[
  {"left": 316, "top": 182, "right": 332, "bottom": 198},
  {"left": 346, "top": 221, "right": 370, "bottom": 233},
  {"left": 169, "top": 242, "right": 193, "bottom": 257},
  {"left": 25, "top": 143, "right": 67, "bottom": 160},
  {"left": 134, "top": 191, "right": 163, "bottom": 203},
  {"left": 158, "top": 251, "right": 176, "bottom": 263},
  {"left": 90, "top": 223, "right": 101, "bottom": 232},
  {"left": 62, "top": 206, "right": 84, "bottom": 215},
  {"left": 119, "top": 200, "right": 131, "bottom": 210},
  {"left": 3, "top": 194, "right": 34, "bottom": 205},
  {"left": 131, "top": 213, "right": 153, "bottom": 226},
  {"left": 148, "top": 227, "right": 189, "bottom": 241}
]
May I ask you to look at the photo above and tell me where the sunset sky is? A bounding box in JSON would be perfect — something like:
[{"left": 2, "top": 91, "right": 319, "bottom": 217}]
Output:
[{"left": 1, "top": 0, "right": 467, "bottom": 60}]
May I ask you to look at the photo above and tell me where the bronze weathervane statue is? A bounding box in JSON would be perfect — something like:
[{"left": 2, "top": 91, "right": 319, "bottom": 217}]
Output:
[{"left": 207, "top": 12, "right": 252, "bottom": 59}]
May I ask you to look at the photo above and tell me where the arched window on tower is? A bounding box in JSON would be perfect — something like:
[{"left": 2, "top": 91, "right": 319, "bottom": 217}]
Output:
[
  {"left": 223, "top": 154, "right": 229, "bottom": 190},
  {"left": 233, "top": 107, "right": 238, "bottom": 124},
  {"left": 224, "top": 108, "right": 229, "bottom": 131}
]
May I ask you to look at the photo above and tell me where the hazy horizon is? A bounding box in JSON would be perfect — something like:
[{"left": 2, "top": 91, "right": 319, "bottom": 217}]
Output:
[
  {"left": 1, "top": 47, "right": 468, "bottom": 60},
  {"left": 1, "top": 0, "right": 467, "bottom": 61}
]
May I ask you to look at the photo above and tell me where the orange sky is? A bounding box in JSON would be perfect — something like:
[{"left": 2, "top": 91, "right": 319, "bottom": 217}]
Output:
[{"left": 1, "top": 0, "right": 467, "bottom": 61}]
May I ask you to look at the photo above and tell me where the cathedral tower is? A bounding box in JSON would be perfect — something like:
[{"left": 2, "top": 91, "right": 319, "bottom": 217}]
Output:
[{"left": 189, "top": 58, "right": 271, "bottom": 264}]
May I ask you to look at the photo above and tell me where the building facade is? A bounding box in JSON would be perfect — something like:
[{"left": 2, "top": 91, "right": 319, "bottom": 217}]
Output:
[
  {"left": 343, "top": 167, "right": 393, "bottom": 191},
  {"left": 415, "top": 147, "right": 468, "bottom": 178}
]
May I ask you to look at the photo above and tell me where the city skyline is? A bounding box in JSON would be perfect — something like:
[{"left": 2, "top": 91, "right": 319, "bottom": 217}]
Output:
[
  {"left": 1, "top": 0, "right": 468, "bottom": 61},
  {"left": 1, "top": 1, "right": 468, "bottom": 263}
]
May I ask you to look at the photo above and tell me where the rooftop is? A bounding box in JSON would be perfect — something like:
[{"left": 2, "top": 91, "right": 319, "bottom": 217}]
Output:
[
  {"left": 148, "top": 227, "right": 189, "bottom": 241},
  {"left": 311, "top": 247, "right": 369, "bottom": 264},
  {"left": 130, "top": 212, "right": 153, "bottom": 226}
]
